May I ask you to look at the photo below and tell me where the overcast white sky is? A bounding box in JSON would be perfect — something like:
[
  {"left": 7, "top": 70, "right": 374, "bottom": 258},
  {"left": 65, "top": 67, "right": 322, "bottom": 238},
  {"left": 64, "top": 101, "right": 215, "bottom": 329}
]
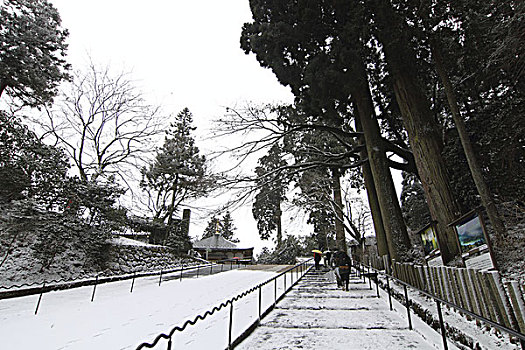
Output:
[{"left": 48, "top": 0, "right": 302, "bottom": 254}]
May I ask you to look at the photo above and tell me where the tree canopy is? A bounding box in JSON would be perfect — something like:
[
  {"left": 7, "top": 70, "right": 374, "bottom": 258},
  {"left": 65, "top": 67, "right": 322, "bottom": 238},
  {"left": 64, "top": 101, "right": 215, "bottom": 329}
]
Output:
[
  {"left": 141, "top": 108, "right": 209, "bottom": 225},
  {"left": 0, "top": 0, "right": 70, "bottom": 107}
]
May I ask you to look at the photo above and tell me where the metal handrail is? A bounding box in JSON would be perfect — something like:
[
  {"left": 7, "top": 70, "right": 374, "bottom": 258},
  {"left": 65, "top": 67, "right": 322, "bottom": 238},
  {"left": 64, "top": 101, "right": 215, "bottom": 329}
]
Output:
[
  {"left": 135, "top": 258, "right": 314, "bottom": 350},
  {"left": 356, "top": 262, "right": 525, "bottom": 349},
  {"left": 0, "top": 258, "right": 245, "bottom": 297},
  {"left": 3, "top": 259, "right": 250, "bottom": 317}
]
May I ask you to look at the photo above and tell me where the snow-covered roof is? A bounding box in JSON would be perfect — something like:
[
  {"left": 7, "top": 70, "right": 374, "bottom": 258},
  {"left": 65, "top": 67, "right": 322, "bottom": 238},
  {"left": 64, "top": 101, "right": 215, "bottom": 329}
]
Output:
[{"left": 193, "top": 235, "right": 252, "bottom": 250}]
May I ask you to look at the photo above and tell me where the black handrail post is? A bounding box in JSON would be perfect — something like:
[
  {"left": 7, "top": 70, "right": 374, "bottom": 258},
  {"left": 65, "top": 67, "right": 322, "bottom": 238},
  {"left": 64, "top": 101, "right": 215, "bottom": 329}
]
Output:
[
  {"left": 284, "top": 271, "right": 287, "bottom": 291},
  {"left": 180, "top": 265, "right": 184, "bottom": 282},
  {"left": 258, "top": 285, "right": 262, "bottom": 321},
  {"left": 228, "top": 301, "right": 234, "bottom": 350},
  {"left": 386, "top": 275, "right": 393, "bottom": 311},
  {"left": 91, "top": 275, "right": 98, "bottom": 302},
  {"left": 362, "top": 264, "right": 366, "bottom": 283},
  {"left": 436, "top": 300, "right": 448, "bottom": 350},
  {"left": 167, "top": 336, "right": 172, "bottom": 350},
  {"left": 34, "top": 282, "right": 45, "bottom": 315},
  {"left": 196, "top": 265, "right": 200, "bottom": 278},
  {"left": 159, "top": 270, "right": 163, "bottom": 286},
  {"left": 368, "top": 265, "right": 372, "bottom": 290},
  {"left": 376, "top": 276, "right": 380, "bottom": 298},
  {"left": 221, "top": 263, "right": 224, "bottom": 272},
  {"left": 274, "top": 278, "right": 277, "bottom": 306},
  {"left": 209, "top": 264, "right": 213, "bottom": 275},
  {"left": 403, "top": 284, "right": 412, "bottom": 330},
  {"left": 130, "top": 272, "right": 136, "bottom": 293}
]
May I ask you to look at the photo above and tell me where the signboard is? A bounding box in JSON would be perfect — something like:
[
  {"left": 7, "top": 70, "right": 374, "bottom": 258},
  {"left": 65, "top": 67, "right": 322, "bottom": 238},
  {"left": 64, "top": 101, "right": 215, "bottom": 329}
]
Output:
[
  {"left": 454, "top": 214, "right": 486, "bottom": 254},
  {"left": 450, "top": 209, "right": 496, "bottom": 270},
  {"left": 420, "top": 225, "right": 439, "bottom": 256},
  {"left": 418, "top": 223, "right": 443, "bottom": 265}
]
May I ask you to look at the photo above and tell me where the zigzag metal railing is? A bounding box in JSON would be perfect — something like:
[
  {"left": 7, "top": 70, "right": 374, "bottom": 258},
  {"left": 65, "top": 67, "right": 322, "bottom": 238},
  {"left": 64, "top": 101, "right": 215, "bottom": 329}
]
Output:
[
  {"left": 355, "top": 262, "right": 525, "bottom": 350},
  {"left": 0, "top": 258, "right": 243, "bottom": 291},
  {"left": 0, "top": 258, "right": 249, "bottom": 316},
  {"left": 135, "top": 258, "right": 314, "bottom": 350}
]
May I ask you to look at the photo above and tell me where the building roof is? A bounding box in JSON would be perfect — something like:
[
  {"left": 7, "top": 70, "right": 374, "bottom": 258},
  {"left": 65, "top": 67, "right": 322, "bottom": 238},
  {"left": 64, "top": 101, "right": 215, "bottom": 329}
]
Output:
[{"left": 193, "top": 234, "right": 253, "bottom": 250}]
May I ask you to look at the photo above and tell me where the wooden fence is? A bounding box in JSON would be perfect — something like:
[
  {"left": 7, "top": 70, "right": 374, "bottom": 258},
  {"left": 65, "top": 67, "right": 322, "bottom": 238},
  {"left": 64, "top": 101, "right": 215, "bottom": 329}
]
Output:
[{"left": 392, "top": 262, "right": 525, "bottom": 334}]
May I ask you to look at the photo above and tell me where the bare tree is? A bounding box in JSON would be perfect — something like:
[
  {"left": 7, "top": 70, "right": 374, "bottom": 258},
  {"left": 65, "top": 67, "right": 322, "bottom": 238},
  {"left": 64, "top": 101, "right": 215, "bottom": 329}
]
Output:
[
  {"left": 210, "top": 104, "right": 366, "bottom": 204},
  {"left": 38, "top": 62, "right": 165, "bottom": 188}
]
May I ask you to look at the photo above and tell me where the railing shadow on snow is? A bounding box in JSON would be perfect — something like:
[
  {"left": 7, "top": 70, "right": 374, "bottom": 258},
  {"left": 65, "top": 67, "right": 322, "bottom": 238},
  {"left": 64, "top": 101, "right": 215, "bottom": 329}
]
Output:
[
  {"left": 135, "top": 258, "right": 314, "bottom": 350},
  {"left": 354, "top": 261, "right": 525, "bottom": 350}
]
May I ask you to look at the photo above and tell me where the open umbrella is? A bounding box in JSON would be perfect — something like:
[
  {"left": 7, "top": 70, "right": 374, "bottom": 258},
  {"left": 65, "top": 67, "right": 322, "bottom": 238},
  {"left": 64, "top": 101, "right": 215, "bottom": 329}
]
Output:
[{"left": 311, "top": 249, "right": 323, "bottom": 254}]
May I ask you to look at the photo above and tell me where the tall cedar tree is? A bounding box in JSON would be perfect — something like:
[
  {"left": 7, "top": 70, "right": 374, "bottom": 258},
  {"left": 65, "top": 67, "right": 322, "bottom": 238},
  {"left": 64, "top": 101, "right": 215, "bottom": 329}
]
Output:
[
  {"left": 242, "top": 0, "right": 413, "bottom": 262},
  {"left": 0, "top": 0, "right": 70, "bottom": 107},
  {"left": 202, "top": 212, "right": 239, "bottom": 243},
  {"left": 220, "top": 211, "right": 238, "bottom": 243},
  {"left": 202, "top": 216, "right": 221, "bottom": 239},
  {"left": 252, "top": 143, "right": 287, "bottom": 246}
]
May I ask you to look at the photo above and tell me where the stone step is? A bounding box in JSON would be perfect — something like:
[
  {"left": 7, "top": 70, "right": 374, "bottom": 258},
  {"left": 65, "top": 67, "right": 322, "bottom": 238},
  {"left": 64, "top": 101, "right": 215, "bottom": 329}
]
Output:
[
  {"left": 235, "top": 268, "right": 450, "bottom": 350},
  {"left": 278, "top": 297, "right": 385, "bottom": 310},
  {"left": 260, "top": 308, "right": 407, "bottom": 330},
  {"left": 236, "top": 327, "right": 437, "bottom": 350}
]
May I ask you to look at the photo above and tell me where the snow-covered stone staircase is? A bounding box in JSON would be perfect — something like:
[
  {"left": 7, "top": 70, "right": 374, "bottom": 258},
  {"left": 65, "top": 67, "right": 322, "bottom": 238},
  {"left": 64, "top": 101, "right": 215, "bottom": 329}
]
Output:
[{"left": 236, "top": 268, "right": 443, "bottom": 349}]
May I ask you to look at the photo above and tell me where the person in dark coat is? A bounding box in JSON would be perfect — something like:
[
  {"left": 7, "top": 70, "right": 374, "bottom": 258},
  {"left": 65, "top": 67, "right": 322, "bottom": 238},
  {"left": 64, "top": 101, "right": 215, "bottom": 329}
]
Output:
[
  {"left": 333, "top": 251, "right": 351, "bottom": 291},
  {"left": 313, "top": 251, "right": 322, "bottom": 270},
  {"left": 324, "top": 250, "right": 332, "bottom": 268}
]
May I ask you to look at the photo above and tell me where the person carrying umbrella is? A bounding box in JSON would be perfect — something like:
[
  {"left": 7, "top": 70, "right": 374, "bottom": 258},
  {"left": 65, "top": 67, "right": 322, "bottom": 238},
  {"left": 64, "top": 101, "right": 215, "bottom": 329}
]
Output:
[{"left": 312, "top": 250, "right": 322, "bottom": 270}]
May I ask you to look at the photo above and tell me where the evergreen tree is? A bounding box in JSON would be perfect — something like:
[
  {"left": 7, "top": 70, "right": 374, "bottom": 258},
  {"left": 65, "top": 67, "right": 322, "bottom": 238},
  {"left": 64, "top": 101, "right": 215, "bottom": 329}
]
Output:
[
  {"left": 0, "top": 112, "right": 70, "bottom": 206},
  {"left": 256, "top": 235, "right": 302, "bottom": 265},
  {"left": 202, "top": 215, "right": 220, "bottom": 239},
  {"left": 0, "top": 112, "right": 125, "bottom": 270},
  {"left": 242, "top": 0, "right": 414, "bottom": 263},
  {"left": 400, "top": 172, "right": 432, "bottom": 233},
  {"left": 141, "top": 108, "right": 208, "bottom": 225},
  {"left": 252, "top": 143, "right": 288, "bottom": 245},
  {"left": 220, "top": 211, "right": 238, "bottom": 243},
  {"left": 0, "top": 0, "right": 70, "bottom": 107}
]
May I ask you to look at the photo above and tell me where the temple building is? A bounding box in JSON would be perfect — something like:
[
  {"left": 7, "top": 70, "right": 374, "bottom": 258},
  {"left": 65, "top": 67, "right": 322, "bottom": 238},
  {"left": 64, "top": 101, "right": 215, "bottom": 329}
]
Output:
[{"left": 193, "top": 234, "right": 254, "bottom": 263}]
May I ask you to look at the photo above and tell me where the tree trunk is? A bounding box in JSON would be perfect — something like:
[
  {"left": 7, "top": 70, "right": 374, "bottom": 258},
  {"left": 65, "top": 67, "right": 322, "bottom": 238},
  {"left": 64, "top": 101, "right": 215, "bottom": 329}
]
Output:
[
  {"left": 331, "top": 169, "right": 348, "bottom": 253},
  {"left": 431, "top": 42, "right": 507, "bottom": 256},
  {"left": 372, "top": 1, "right": 463, "bottom": 265},
  {"left": 276, "top": 203, "right": 283, "bottom": 247},
  {"left": 167, "top": 174, "right": 180, "bottom": 227},
  {"left": 349, "top": 57, "right": 412, "bottom": 264},
  {"left": 0, "top": 80, "right": 7, "bottom": 98},
  {"left": 355, "top": 115, "right": 389, "bottom": 258}
]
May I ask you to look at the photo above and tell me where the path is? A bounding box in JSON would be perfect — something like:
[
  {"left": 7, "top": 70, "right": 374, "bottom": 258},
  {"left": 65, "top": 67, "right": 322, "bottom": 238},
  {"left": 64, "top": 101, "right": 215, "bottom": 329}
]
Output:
[{"left": 237, "top": 267, "right": 458, "bottom": 350}]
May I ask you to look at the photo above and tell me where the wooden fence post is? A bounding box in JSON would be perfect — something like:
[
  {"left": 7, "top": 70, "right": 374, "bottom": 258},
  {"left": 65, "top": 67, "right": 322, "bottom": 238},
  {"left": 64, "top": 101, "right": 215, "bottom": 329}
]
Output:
[
  {"left": 486, "top": 271, "right": 516, "bottom": 330},
  {"left": 506, "top": 281, "right": 525, "bottom": 333},
  {"left": 480, "top": 272, "right": 501, "bottom": 324},
  {"left": 460, "top": 269, "right": 475, "bottom": 312}
]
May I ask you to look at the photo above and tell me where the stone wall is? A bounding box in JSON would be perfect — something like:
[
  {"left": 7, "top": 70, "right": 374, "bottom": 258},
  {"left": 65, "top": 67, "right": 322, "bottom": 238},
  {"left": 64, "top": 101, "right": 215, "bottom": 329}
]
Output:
[
  {"left": 105, "top": 243, "right": 198, "bottom": 275},
  {"left": 0, "top": 238, "right": 199, "bottom": 288}
]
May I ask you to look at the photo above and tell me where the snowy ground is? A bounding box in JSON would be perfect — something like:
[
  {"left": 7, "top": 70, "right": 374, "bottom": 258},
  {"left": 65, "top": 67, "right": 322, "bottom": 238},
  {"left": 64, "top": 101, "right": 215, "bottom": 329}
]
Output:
[
  {"left": 378, "top": 273, "right": 523, "bottom": 349},
  {"left": 0, "top": 267, "right": 293, "bottom": 349},
  {"left": 3, "top": 263, "right": 510, "bottom": 350}
]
